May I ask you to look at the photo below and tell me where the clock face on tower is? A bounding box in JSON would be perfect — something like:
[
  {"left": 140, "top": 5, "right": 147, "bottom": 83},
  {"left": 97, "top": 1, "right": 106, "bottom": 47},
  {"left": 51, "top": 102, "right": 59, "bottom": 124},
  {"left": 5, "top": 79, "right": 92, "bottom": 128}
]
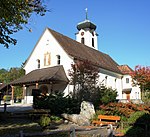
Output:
[{"left": 81, "top": 32, "right": 84, "bottom": 36}]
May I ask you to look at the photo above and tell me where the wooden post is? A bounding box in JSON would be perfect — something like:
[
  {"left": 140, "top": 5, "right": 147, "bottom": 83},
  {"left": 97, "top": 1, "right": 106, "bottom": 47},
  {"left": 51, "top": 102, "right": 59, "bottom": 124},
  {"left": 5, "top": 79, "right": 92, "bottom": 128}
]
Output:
[
  {"left": 11, "top": 85, "right": 14, "bottom": 104},
  {"left": 36, "top": 83, "right": 39, "bottom": 89},
  {"left": 22, "top": 85, "right": 26, "bottom": 104},
  {"left": 4, "top": 103, "right": 7, "bottom": 113}
]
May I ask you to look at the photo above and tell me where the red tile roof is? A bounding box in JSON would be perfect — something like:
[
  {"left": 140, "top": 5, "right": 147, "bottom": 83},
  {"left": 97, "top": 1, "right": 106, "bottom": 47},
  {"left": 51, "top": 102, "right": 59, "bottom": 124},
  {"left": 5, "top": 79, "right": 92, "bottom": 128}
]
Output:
[{"left": 118, "top": 65, "right": 133, "bottom": 75}]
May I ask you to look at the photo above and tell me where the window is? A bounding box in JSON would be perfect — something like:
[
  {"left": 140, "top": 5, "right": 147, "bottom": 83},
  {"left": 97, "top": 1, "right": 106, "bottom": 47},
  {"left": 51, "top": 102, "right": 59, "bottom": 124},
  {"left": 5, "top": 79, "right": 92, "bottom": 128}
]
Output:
[
  {"left": 56, "top": 55, "right": 61, "bottom": 65},
  {"left": 126, "top": 78, "right": 129, "bottom": 83},
  {"left": 92, "top": 38, "right": 94, "bottom": 47},
  {"left": 105, "top": 76, "right": 108, "bottom": 86},
  {"left": 37, "top": 59, "right": 40, "bottom": 68},
  {"left": 115, "top": 78, "right": 117, "bottom": 88},
  {"left": 44, "top": 52, "right": 51, "bottom": 66},
  {"left": 81, "top": 37, "right": 85, "bottom": 44}
]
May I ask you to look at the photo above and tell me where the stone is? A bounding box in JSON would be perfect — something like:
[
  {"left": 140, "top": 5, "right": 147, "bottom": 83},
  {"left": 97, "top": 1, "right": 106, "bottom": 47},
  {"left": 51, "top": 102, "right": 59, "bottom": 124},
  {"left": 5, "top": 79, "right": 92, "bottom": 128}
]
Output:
[
  {"left": 80, "top": 101, "right": 95, "bottom": 120},
  {"left": 61, "top": 101, "right": 95, "bottom": 126}
]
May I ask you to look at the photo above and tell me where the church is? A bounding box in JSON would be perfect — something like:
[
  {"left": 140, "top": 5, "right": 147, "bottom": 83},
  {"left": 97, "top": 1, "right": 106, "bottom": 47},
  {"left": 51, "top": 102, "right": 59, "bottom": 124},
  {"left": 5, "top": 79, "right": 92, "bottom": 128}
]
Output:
[{"left": 10, "top": 13, "right": 141, "bottom": 104}]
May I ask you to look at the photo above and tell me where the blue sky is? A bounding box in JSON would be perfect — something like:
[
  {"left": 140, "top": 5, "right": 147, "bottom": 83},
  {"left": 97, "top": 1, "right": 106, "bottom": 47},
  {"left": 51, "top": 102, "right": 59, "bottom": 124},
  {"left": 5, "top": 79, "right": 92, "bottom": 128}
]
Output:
[{"left": 0, "top": 0, "right": 150, "bottom": 70}]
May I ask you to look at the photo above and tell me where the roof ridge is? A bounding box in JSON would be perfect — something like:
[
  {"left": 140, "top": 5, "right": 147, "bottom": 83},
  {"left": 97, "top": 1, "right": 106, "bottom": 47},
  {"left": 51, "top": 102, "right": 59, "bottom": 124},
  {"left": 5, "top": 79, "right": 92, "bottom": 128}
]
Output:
[
  {"left": 48, "top": 28, "right": 109, "bottom": 56},
  {"left": 48, "top": 27, "right": 122, "bottom": 74}
]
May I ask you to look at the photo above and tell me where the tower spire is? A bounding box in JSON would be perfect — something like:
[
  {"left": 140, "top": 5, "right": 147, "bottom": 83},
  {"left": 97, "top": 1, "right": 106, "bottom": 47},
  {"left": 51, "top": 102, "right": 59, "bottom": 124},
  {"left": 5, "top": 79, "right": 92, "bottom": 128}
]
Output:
[{"left": 85, "top": 8, "right": 88, "bottom": 20}]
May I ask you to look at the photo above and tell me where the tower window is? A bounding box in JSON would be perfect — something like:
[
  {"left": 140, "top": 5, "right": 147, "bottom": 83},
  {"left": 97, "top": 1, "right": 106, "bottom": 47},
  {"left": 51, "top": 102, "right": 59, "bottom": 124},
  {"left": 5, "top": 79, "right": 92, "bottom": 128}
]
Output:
[
  {"left": 126, "top": 78, "right": 129, "bottom": 83},
  {"left": 56, "top": 55, "right": 61, "bottom": 65},
  {"left": 37, "top": 59, "right": 40, "bottom": 68},
  {"left": 81, "top": 37, "right": 85, "bottom": 44},
  {"left": 92, "top": 38, "right": 94, "bottom": 47}
]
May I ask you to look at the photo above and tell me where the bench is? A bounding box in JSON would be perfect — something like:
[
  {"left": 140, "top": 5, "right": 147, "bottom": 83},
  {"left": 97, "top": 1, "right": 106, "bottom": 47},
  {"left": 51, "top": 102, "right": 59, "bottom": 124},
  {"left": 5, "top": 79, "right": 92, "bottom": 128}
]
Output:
[{"left": 92, "top": 115, "right": 120, "bottom": 127}]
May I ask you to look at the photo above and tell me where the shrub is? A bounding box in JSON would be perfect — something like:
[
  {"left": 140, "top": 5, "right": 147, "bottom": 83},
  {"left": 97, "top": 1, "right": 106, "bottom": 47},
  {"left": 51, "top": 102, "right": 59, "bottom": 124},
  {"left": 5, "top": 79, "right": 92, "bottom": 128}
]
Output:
[
  {"left": 125, "top": 126, "right": 145, "bottom": 136},
  {"left": 127, "top": 111, "right": 146, "bottom": 124},
  {"left": 39, "top": 116, "right": 51, "bottom": 128},
  {"left": 34, "top": 92, "right": 80, "bottom": 115},
  {"left": 50, "top": 115, "right": 62, "bottom": 122},
  {"left": 3, "top": 95, "right": 11, "bottom": 102},
  {"left": 99, "top": 102, "right": 150, "bottom": 118},
  {"left": 99, "top": 87, "right": 117, "bottom": 105}
]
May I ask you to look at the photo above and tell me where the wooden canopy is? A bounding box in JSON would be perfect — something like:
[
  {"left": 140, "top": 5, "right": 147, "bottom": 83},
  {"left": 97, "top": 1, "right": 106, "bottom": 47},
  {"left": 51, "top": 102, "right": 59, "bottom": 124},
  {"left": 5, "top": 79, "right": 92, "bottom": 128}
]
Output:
[{"left": 10, "top": 65, "right": 69, "bottom": 86}]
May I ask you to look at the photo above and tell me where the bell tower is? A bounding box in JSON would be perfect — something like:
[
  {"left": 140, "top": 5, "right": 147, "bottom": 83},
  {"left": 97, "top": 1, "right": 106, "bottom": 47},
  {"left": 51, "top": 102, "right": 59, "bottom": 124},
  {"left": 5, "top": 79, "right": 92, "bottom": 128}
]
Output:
[{"left": 76, "top": 8, "right": 98, "bottom": 50}]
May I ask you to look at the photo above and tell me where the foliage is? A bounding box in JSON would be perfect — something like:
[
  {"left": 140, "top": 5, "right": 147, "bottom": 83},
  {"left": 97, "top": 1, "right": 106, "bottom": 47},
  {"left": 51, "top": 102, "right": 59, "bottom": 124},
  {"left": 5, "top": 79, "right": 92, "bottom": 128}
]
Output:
[
  {"left": 0, "top": 0, "right": 47, "bottom": 48},
  {"left": 3, "top": 95, "right": 11, "bottom": 101},
  {"left": 50, "top": 115, "right": 62, "bottom": 122},
  {"left": 125, "top": 126, "right": 145, "bottom": 137},
  {"left": 96, "top": 102, "right": 150, "bottom": 136},
  {"left": 99, "top": 86, "right": 117, "bottom": 105},
  {"left": 124, "top": 112, "right": 150, "bottom": 136},
  {"left": 131, "top": 65, "right": 150, "bottom": 101},
  {"left": 39, "top": 116, "right": 51, "bottom": 128},
  {"left": 127, "top": 111, "right": 150, "bottom": 124},
  {"left": 0, "top": 67, "right": 25, "bottom": 99},
  {"left": 33, "top": 92, "right": 80, "bottom": 115},
  {"left": 68, "top": 60, "right": 100, "bottom": 107},
  {"left": 99, "top": 102, "right": 150, "bottom": 118},
  {"left": 14, "top": 86, "right": 23, "bottom": 100},
  {"left": 0, "top": 67, "right": 25, "bottom": 83},
  {"left": 131, "top": 65, "right": 150, "bottom": 88}
]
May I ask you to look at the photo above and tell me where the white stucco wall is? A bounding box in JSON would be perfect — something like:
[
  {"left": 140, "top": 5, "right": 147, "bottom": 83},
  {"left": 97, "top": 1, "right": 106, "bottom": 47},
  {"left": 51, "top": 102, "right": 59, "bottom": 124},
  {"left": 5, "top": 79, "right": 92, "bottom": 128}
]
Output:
[
  {"left": 23, "top": 28, "right": 141, "bottom": 103},
  {"left": 24, "top": 28, "right": 73, "bottom": 75},
  {"left": 122, "top": 75, "right": 141, "bottom": 100},
  {"left": 76, "top": 28, "right": 98, "bottom": 50}
]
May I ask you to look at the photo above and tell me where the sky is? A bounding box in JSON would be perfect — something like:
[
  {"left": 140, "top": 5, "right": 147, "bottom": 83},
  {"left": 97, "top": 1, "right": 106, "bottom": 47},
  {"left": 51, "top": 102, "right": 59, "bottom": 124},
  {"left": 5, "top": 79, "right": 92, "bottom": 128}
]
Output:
[{"left": 0, "top": 0, "right": 150, "bottom": 70}]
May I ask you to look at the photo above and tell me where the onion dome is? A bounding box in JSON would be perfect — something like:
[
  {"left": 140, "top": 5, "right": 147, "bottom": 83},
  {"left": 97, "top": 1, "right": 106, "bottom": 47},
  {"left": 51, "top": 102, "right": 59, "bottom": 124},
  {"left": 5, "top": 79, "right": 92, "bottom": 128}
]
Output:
[{"left": 77, "top": 20, "right": 97, "bottom": 31}]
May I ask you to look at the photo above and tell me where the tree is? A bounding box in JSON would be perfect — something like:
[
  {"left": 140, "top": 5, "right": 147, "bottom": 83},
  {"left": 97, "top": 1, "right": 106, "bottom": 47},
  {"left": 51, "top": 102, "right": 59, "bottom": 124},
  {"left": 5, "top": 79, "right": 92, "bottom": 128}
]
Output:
[
  {"left": 131, "top": 65, "right": 150, "bottom": 101},
  {"left": 68, "top": 60, "right": 100, "bottom": 107},
  {"left": 0, "top": 0, "right": 47, "bottom": 48},
  {"left": 0, "top": 67, "right": 25, "bottom": 99},
  {"left": 0, "top": 68, "right": 8, "bottom": 83},
  {"left": 0, "top": 67, "right": 25, "bottom": 84}
]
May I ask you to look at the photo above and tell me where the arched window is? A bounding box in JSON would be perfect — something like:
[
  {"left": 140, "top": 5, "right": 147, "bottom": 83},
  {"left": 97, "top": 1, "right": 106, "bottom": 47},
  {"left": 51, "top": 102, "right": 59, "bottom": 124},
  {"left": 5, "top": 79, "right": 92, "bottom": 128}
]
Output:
[
  {"left": 92, "top": 38, "right": 94, "bottom": 47},
  {"left": 37, "top": 59, "right": 40, "bottom": 68},
  {"left": 81, "top": 37, "right": 85, "bottom": 44},
  {"left": 56, "top": 55, "right": 61, "bottom": 65}
]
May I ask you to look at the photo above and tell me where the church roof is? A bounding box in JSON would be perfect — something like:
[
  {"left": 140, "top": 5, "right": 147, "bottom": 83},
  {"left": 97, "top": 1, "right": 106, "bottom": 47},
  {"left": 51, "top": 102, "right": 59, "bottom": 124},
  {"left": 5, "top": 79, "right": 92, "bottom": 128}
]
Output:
[
  {"left": 118, "top": 65, "right": 133, "bottom": 75},
  {"left": 48, "top": 28, "right": 122, "bottom": 74},
  {"left": 10, "top": 65, "right": 69, "bottom": 86}
]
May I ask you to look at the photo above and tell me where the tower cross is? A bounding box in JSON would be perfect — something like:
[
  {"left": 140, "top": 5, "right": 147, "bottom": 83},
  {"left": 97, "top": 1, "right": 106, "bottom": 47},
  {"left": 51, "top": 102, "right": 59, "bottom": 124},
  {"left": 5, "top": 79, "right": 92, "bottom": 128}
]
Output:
[{"left": 85, "top": 8, "right": 88, "bottom": 20}]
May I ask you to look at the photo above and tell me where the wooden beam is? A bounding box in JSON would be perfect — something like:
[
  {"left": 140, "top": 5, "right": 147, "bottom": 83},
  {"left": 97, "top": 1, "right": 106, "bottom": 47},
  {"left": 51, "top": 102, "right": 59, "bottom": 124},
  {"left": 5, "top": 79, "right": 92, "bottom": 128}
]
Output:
[
  {"left": 22, "top": 85, "right": 26, "bottom": 104},
  {"left": 36, "top": 83, "right": 39, "bottom": 89},
  {"left": 11, "top": 85, "right": 14, "bottom": 104}
]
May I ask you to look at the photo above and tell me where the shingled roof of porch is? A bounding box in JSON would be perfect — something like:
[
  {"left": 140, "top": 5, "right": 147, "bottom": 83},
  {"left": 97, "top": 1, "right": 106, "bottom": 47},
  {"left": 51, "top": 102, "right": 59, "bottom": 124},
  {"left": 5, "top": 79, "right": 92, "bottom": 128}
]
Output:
[{"left": 10, "top": 65, "right": 69, "bottom": 86}]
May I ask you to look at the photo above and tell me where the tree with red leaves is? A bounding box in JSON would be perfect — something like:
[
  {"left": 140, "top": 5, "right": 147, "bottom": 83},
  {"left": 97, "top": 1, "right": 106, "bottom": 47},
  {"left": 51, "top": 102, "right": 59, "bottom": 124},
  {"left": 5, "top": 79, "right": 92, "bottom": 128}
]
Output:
[
  {"left": 131, "top": 65, "right": 150, "bottom": 101},
  {"left": 68, "top": 60, "right": 100, "bottom": 106}
]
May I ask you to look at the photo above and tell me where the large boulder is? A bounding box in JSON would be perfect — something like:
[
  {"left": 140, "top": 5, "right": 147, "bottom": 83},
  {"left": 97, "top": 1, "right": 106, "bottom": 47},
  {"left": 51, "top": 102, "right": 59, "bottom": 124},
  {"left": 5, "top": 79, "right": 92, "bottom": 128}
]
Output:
[
  {"left": 80, "top": 101, "right": 95, "bottom": 120},
  {"left": 62, "top": 101, "right": 95, "bottom": 126}
]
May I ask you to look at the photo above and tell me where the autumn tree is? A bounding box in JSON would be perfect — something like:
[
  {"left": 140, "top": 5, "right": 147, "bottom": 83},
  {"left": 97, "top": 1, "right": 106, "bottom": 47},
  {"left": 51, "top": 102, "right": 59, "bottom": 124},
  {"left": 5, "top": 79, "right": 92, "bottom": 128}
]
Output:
[
  {"left": 131, "top": 65, "right": 150, "bottom": 101},
  {"left": 0, "top": 0, "right": 48, "bottom": 48},
  {"left": 68, "top": 60, "right": 100, "bottom": 107}
]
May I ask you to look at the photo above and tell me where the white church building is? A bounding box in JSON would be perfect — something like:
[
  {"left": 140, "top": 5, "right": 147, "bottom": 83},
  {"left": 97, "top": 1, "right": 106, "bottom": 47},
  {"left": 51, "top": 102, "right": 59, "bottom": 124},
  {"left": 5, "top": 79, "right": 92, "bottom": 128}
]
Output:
[{"left": 11, "top": 15, "right": 141, "bottom": 104}]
